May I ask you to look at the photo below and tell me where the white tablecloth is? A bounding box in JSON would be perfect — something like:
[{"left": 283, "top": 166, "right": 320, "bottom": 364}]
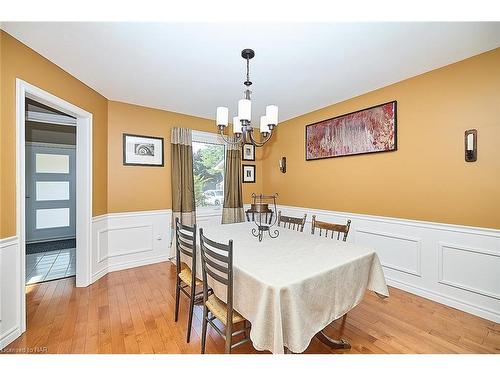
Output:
[{"left": 189, "top": 222, "right": 389, "bottom": 354}]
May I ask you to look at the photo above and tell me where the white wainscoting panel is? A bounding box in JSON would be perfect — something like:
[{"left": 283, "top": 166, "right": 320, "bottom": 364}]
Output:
[
  {"left": 356, "top": 229, "right": 422, "bottom": 277},
  {"left": 0, "top": 236, "right": 22, "bottom": 349},
  {"left": 91, "top": 210, "right": 171, "bottom": 283},
  {"left": 438, "top": 243, "right": 500, "bottom": 300},
  {"left": 277, "top": 205, "right": 500, "bottom": 323}
]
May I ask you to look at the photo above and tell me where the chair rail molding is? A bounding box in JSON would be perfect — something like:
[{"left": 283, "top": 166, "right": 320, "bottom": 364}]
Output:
[
  {"left": 91, "top": 209, "right": 172, "bottom": 283},
  {"left": 277, "top": 204, "right": 500, "bottom": 323}
]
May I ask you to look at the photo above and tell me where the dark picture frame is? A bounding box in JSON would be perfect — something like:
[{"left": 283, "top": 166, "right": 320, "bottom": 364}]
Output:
[
  {"left": 242, "top": 164, "right": 256, "bottom": 183},
  {"left": 242, "top": 143, "right": 255, "bottom": 161},
  {"left": 123, "top": 133, "right": 164, "bottom": 167},
  {"left": 305, "top": 100, "right": 397, "bottom": 161}
]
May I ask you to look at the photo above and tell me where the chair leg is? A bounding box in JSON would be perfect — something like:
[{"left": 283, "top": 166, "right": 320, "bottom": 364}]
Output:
[
  {"left": 174, "top": 277, "right": 180, "bottom": 322},
  {"left": 201, "top": 305, "right": 208, "bottom": 354},
  {"left": 225, "top": 323, "right": 233, "bottom": 354},
  {"left": 186, "top": 286, "right": 195, "bottom": 343}
]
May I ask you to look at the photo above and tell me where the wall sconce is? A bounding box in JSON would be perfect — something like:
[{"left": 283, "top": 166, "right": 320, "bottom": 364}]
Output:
[
  {"left": 279, "top": 157, "right": 286, "bottom": 173},
  {"left": 465, "top": 129, "right": 477, "bottom": 162}
]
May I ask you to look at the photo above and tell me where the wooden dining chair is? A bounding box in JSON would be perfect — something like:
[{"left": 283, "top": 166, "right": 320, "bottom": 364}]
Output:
[
  {"left": 277, "top": 211, "right": 307, "bottom": 232},
  {"left": 311, "top": 215, "right": 352, "bottom": 241},
  {"left": 199, "top": 228, "right": 251, "bottom": 354},
  {"left": 174, "top": 218, "right": 205, "bottom": 343}
]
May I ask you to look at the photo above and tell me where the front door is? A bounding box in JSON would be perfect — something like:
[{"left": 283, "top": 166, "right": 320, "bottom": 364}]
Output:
[{"left": 25, "top": 144, "right": 76, "bottom": 243}]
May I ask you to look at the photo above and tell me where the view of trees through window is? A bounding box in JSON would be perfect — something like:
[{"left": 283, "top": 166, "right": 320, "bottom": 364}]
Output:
[{"left": 192, "top": 141, "right": 225, "bottom": 214}]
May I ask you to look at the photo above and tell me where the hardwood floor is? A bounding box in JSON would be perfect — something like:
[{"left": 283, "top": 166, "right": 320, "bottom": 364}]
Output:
[{"left": 3, "top": 261, "right": 499, "bottom": 354}]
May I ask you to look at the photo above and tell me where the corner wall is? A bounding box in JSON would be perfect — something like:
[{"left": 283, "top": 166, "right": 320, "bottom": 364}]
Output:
[
  {"left": 107, "top": 100, "right": 263, "bottom": 213},
  {"left": 0, "top": 30, "right": 109, "bottom": 238}
]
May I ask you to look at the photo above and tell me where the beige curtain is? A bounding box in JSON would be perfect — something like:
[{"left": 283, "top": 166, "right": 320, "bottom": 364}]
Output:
[
  {"left": 170, "top": 128, "right": 196, "bottom": 257},
  {"left": 221, "top": 139, "right": 245, "bottom": 224}
]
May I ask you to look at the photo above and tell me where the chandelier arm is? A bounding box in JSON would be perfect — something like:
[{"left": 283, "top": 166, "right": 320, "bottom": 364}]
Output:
[
  {"left": 218, "top": 129, "right": 245, "bottom": 146},
  {"left": 248, "top": 129, "right": 273, "bottom": 147}
]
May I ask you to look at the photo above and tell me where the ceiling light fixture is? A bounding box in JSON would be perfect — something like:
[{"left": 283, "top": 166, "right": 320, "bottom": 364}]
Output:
[{"left": 216, "top": 49, "right": 278, "bottom": 147}]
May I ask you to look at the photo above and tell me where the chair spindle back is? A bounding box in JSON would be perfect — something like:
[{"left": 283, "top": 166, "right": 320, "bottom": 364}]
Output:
[
  {"left": 277, "top": 211, "right": 307, "bottom": 232},
  {"left": 311, "top": 215, "right": 351, "bottom": 242}
]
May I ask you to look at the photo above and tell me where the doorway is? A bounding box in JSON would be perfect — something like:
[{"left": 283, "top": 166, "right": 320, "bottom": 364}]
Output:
[
  {"left": 6, "top": 80, "right": 93, "bottom": 347},
  {"left": 24, "top": 102, "right": 77, "bottom": 284}
]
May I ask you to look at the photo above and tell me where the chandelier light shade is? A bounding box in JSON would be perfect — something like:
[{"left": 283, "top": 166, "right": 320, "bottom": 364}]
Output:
[
  {"left": 266, "top": 105, "right": 279, "bottom": 127},
  {"left": 216, "top": 106, "right": 229, "bottom": 127},
  {"left": 233, "top": 116, "right": 242, "bottom": 134},
  {"left": 260, "top": 115, "right": 268, "bottom": 133},
  {"left": 238, "top": 99, "right": 252, "bottom": 121},
  {"left": 216, "top": 49, "right": 278, "bottom": 147}
]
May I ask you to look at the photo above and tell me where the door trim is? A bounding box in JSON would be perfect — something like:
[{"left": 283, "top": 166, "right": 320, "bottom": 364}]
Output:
[{"left": 15, "top": 79, "right": 93, "bottom": 336}]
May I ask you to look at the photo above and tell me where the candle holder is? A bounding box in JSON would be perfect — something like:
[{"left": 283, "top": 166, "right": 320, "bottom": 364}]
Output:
[
  {"left": 249, "top": 193, "right": 279, "bottom": 242},
  {"left": 465, "top": 129, "right": 477, "bottom": 162}
]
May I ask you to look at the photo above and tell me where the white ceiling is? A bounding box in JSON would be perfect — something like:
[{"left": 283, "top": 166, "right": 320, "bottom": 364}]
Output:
[{"left": 2, "top": 22, "right": 499, "bottom": 122}]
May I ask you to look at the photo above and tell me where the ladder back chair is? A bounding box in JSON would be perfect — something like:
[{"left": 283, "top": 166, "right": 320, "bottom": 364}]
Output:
[
  {"left": 174, "top": 218, "right": 205, "bottom": 343},
  {"left": 310, "top": 216, "right": 352, "bottom": 328},
  {"left": 199, "top": 228, "right": 251, "bottom": 354},
  {"left": 311, "top": 215, "right": 352, "bottom": 241},
  {"left": 277, "top": 211, "right": 307, "bottom": 232}
]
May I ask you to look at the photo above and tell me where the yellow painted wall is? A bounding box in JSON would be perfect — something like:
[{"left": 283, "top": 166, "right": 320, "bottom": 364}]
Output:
[
  {"left": 0, "top": 31, "right": 108, "bottom": 238},
  {"left": 1, "top": 30, "right": 498, "bottom": 239},
  {"left": 107, "top": 101, "right": 263, "bottom": 213},
  {"left": 262, "top": 48, "right": 500, "bottom": 229}
]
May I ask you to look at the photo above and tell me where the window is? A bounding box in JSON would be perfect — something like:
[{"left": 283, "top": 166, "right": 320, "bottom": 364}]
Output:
[{"left": 192, "top": 131, "right": 225, "bottom": 216}]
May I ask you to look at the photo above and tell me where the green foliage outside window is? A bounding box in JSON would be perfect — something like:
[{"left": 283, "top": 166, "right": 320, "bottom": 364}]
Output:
[{"left": 192, "top": 143, "right": 224, "bottom": 207}]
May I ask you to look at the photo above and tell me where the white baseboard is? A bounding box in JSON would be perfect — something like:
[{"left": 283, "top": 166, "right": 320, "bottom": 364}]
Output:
[
  {"left": 385, "top": 277, "right": 500, "bottom": 323},
  {"left": 91, "top": 254, "right": 170, "bottom": 284},
  {"left": 277, "top": 205, "right": 500, "bottom": 323},
  {"left": 0, "top": 236, "right": 21, "bottom": 350},
  {"left": 91, "top": 209, "right": 172, "bottom": 283},
  {"left": 0, "top": 326, "right": 21, "bottom": 351}
]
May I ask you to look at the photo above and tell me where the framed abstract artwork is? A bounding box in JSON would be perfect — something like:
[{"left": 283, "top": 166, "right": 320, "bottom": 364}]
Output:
[
  {"left": 305, "top": 101, "right": 397, "bottom": 160},
  {"left": 123, "top": 133, "right": 164, "bottom": 166},
  {"left": 242, "top": 164, "right": 256, "bottom": 183}
]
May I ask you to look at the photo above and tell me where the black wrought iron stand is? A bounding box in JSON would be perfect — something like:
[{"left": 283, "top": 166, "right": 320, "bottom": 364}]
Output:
[{"left": 249, "top": 193, "right": 279, "bottom": 242}]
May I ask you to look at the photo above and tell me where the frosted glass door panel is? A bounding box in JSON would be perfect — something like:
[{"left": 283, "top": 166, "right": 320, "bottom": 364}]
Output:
[
  {"left": 26, "top": 145, "right": 76, "bottom": 242},
  {"left": 36, "top": 153, "right": 69, "bottom": 173},
  {"left": 36, "top": 181, "right": 70, "bottom": 201},
  {"left": 36, "top": 208, "right": 70, "bottom": 229}
]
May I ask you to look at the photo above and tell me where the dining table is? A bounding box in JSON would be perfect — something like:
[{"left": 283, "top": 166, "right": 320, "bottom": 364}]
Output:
[{"left": 187, "top": 221, "right": 389, "bottom": 354}]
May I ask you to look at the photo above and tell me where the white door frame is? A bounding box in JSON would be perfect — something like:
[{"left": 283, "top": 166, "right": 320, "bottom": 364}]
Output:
[{"left": 15, "top": 79, "right": 93, "bottom": 333}]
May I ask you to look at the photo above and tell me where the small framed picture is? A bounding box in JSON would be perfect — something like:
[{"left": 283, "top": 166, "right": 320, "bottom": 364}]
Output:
[
  {"left": 242, "top": 164, "right": 256, "bottom": 183},
  {"left": 123, "top": 133, "right": 164, "bottom": 167},
  {"left": 242, "top": 143, "right": 255, "bottom": 161}
]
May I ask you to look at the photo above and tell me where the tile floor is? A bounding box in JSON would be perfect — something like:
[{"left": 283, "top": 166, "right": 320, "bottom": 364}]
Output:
[{"left": 26, "top": 248, "right": 76, "bottom": 285}]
